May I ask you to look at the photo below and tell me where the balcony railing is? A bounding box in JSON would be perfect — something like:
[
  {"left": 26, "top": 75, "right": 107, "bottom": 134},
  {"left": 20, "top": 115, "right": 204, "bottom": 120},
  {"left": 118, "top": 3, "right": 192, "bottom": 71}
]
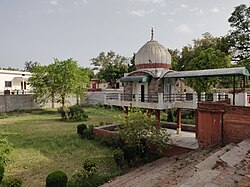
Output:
[{"left": 104, "top": 91, "right": 249, "bottom": 109}]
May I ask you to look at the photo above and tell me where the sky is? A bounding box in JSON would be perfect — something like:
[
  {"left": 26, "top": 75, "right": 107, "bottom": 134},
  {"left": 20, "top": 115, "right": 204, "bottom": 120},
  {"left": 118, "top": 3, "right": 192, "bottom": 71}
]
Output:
[{"left": 0, "top": 0, "right": 249, "bottom": 69}]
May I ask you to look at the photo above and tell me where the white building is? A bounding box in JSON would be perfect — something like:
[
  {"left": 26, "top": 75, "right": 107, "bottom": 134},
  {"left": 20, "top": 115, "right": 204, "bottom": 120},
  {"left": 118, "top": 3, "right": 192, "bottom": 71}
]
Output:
[{"left": 0, "top": 70, "right": 32, "bottom": 94}]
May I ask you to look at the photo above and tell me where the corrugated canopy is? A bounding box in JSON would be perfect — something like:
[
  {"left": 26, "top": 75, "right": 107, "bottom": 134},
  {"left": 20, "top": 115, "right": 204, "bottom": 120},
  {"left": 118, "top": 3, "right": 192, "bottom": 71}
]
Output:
[
  {"left": 120, "top": 76, "right": 149, "bottom": 83},
  {"left": 164, "top": 67, "right": 250, "bottom": 78}
]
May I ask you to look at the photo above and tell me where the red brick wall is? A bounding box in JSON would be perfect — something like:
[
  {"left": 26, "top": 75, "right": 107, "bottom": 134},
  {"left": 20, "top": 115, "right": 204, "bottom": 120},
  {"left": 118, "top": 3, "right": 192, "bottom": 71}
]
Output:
[
  {"left": 196, "top": 103, "right": 224, "bottom": 148},
  {"left": 196, "top": 101, "right": 250, "bottom": 148},
  {"left": 223, "top": 106, "right": 250, "bottom": 144}
]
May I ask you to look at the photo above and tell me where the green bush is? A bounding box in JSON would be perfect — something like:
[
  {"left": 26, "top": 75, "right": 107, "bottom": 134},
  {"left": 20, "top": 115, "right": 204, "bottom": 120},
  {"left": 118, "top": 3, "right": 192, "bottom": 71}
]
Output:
[
  {"left": 58, "top": 107, "right": 68, "bottom": 121},
  {"left": 0, "top": 112, "right": 8, "bottom": 119},
  {"left": 0, "top": 138, "right": 12, "bottom": 165},
  {"left": 167, "top": 109, "right": 174, "bottom": 122},
  {"left": 45, "top": 170, "right": 68, "bottom": 187},
  {"left": 2, "top": 176, "right": 22, "bottom": 187},
  {"left": 83, "top": 159, "right": 97, "bottom": 175},
  {"left": 77, "top": 124, "right": 87, "bottom": 136},
  {"left": 113, "top": 149, "right": 125, "bottom": 169},
  {"left": 0, "top": 164, "right": 4, "bottom": 183},
  {"left": 122, "top": 146, "right": 137, "bottom": 165},
  {"left": 68, "top": 105, "right": 88, "bottom": 121}
]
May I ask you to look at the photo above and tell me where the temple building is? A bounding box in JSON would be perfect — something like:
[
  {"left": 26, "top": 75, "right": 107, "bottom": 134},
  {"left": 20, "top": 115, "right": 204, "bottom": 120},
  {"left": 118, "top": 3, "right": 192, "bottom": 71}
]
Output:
[{"left": 104, "top": 29, "right": 250, "bottom": 133}]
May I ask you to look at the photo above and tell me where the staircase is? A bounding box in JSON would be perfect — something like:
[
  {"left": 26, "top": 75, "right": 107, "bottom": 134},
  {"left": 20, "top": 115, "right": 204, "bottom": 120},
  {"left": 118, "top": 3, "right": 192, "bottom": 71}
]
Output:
[{"left": 101, "top": 139, "right": 250, "bottom": 187}]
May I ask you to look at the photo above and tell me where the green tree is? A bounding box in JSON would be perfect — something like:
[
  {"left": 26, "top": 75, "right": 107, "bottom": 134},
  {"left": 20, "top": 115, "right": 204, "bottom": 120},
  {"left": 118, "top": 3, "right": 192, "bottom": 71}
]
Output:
[
  {"left": 24, "top": 61, "right": 40, "bottom": 72},
  {"left": 173, "top": 33, "right": 231, "bottom": 93},
  {"left": 128, "top": 53, "right": 136, "bottom": 72},
  {"left": 29, "top": 58, "right": 89, "bottom": 107},
  {"left": 91, "top": 51, "right": 128, "bottom": 88},
  {"left": 186, "top": 48, "right": 231, "bottom": 93},
  {"left": 227, "top": 4, "right": 250, "bottom": 66}
]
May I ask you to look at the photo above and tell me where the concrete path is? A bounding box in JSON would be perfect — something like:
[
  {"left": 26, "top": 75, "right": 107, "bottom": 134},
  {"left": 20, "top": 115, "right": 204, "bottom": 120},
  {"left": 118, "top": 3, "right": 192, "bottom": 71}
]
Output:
[{"left": 101, "top": 139, "right": 250, "bottom": 187}]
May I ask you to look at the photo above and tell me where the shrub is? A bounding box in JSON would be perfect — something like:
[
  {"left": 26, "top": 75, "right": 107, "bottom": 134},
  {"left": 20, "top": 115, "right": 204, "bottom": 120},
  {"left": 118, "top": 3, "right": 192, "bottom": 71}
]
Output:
[
  {"left": 58, "top": 107, "right": 68, "bottom": 121},
  {"left": 2, "top": 176, "right": 22, "bottom": 187},
  {"left": 122, "top": 146, "right": 137, "bottom": 165},
  {"left": 113, "top": 149, "right": 125, "bottom": 169},
  {"left": 0, "top": 138, "right": 12, "bottom": 165},
  {"left": 68, "top": 105, "right": 88, "bottom": 121},
  {"left": 0, "top": 112, "right": 8, "bottom": 119},
  {"left": 82, "top": 128, "right": 93, "bottom": 140},
  {"left": 77, "top": 124, "right": 87, "bottom": 136},
  {"left": 45, "top": 170, "right": 68, "bottom": 187},
  {"left": 83, "top": 159, "right": 97, "bottom": 175},
  {"left": 167, "top": 109, "right": 174, "bottom": 122},
  {"left": 0, "top": 164, "right": 4, "bottom": 183}
]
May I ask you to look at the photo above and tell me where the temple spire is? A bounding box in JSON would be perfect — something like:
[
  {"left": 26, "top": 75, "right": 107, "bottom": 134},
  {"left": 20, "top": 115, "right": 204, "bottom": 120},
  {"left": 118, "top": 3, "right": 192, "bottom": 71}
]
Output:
[{"left": 151, "top": 27, "right": 154, "bottom": 40}]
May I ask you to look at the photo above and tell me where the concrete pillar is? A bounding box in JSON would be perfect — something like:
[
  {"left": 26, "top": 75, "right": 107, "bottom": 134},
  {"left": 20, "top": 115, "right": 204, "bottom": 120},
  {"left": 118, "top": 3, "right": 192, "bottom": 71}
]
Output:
[
  {"left": 193, "top": 92, "right": 197, "bottom": 108},
  {"left": 239, "top": 92, "right": 247, "bottom": 106},
  {"left": 104, "top": 93, "right": 107, "bottom": 104},
  {"left": 158, "top": 93, "right": 164, "bottom": 108},
  {"left": 176, "top": 108, "right": 182, "bottom": 134},
  {"left": 201, "top": 92, "right": 205, "bottom": 102},
  {"left": 135, "top": 94, "right": 139, "bottom": 106},
  {"left": 118, "top": 93, "right": 121, "bottom": 106},
  {"left": 213, "top": 93, "right": 219, "bottom": 102},
  {"left": 155, "top": 109, "right": 160, "bottom": 130},
  {"left": 220, "top": 92, "right": 226, "bottom": 101}
]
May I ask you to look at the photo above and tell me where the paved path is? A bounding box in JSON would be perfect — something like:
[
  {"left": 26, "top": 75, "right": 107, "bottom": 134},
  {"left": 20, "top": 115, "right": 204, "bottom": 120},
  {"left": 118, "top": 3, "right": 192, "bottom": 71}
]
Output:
[
  {"left": 101, "top": 140, "right": 250, "bottom": 187},
  {"left": 101, "top": 149, "right": 211, "bottom": 187}
]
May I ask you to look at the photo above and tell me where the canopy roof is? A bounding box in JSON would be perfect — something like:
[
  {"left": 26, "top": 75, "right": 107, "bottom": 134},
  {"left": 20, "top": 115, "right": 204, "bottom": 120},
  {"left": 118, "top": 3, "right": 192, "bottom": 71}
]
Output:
[
  {"left": 120, "top": 76, "right": 149, "bottom": 83},
  {"left": 164, "top": 67, "right": 250, "bottom": 78}
]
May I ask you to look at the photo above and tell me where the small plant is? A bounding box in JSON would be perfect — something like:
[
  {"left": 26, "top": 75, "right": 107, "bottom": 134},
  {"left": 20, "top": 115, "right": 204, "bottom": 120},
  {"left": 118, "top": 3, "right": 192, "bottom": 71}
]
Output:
[
  {"left": 45, "top": 170, "right": 68, "bottom": 187},
  {"left": 2, "top": 176, "right": 22, "bottom": 187},
  {"left": 58, "top": 107, "right": 68, "bottom": 121},
  {"left": 0, "top": 112, "right": 8, "bottom": 119},
  {"left": 167, "top": 109, "right": 174, "bottom": 122},
  {"left": 83, "top": 159, "right": 97, "bottom": 175},
  {"left": 77, "top": 124, "right": 87, "bottom": 136},
  {"left": 68, "top": 105, "right": 88, "bottom": 121},
  {"left": 113, "top": 149, "right": 126, "bottom": 169},
  {"left": 0, "top": 164, "right": 4, "bottom": 183},
  {"left": 0, "top": 138, "right": 12, "bottom": 165}
]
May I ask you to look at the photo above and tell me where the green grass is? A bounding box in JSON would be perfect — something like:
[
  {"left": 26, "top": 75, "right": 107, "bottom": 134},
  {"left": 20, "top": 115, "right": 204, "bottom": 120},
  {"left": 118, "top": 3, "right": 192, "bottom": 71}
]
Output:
[{"left": 0, "top": 106, "right": 123, "bottom": 187}]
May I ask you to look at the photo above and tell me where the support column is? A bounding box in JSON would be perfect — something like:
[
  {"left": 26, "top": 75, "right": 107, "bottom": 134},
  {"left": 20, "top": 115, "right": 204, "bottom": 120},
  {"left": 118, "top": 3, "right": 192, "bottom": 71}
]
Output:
[
  {"left": 155, "top": 109, "right": 160, "bottom": 130},
  {"left": 176, "top": 108, "right": 182, "bottom": 134},
  {"left": 124, "top": 106, "right": 128, "bottom": 122},
  {"left": 147, "top": 109, "right": 153, "bottom": 119}
]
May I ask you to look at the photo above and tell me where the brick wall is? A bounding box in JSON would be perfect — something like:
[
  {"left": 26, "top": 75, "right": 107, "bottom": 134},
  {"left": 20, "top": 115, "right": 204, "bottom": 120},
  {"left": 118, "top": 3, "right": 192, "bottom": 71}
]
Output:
[
  {"left": 223, "top": 106, "right": 250, "bottom": 144},
  {"left": 196, "top": 100, "right": 250, "bottom": 148}
]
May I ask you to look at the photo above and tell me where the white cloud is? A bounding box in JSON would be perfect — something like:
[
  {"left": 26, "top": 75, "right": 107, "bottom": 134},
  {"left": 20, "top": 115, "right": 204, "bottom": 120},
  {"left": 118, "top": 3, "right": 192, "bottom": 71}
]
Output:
[
  {"left": 129, "top": 0, "right": 164, "bottom": 3},
  {"left": 210, "top": 7, "right": 220, "bottom": 13},
  {"left": 49, "top": 0, "right": 58, "bottom": 6},
  {"left": 180, "top": 4, "right": 188, "bottom": 9},
  {"left": 168, "top": 19, "right": 174, "bottom": 22},
  {"left": 175, "top": 24, "right": 193, "bottom": 34},
  {"left": 130, "top": 9, "right": 154, "bottom": 17},
  {"left": 130, "top": 10, "right": 147, "bottom": 17}
]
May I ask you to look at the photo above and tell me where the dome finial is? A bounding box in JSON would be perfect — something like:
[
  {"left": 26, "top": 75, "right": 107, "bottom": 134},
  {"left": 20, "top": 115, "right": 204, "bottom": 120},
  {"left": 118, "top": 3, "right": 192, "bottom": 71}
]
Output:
[{"left": 151, "top": 27, "right": 154, "bottom": 40}]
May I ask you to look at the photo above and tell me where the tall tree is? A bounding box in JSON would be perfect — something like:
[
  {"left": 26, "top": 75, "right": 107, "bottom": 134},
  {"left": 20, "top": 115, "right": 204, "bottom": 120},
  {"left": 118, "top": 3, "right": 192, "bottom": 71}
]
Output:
[
  {"left": 24, "top": 61, "right": 40, "bottom": 72},
  {"left": 29, "top": 58, "right": 89, "bottom": 107},
  {"left": 173, "top": 33, "right": 231, "bottom": 93},
  {"left": 128, "top": 53, "right": 136, "bottom": 72},
  {"left": 227, "top": 4, "right": 250, "bottom": 66},
  {"left": 91, "top": 51, "right": 128, "bottom": 88}
]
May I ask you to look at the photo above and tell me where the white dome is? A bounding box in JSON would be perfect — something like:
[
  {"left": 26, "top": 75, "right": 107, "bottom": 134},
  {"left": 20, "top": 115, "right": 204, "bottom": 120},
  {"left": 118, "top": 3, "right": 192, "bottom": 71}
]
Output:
[{"left": 135, "top": 39, "right": 171, "bottom": 70}]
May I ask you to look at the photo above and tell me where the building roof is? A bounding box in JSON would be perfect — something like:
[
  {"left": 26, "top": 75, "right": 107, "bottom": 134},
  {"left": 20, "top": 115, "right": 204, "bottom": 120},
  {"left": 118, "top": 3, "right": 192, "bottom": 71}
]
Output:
[
  {"left": 164, "top": 67, "right": 250, "bottom": 78},
  {"left": 135, "top": 29, "right": 171, "bottom": 70}
]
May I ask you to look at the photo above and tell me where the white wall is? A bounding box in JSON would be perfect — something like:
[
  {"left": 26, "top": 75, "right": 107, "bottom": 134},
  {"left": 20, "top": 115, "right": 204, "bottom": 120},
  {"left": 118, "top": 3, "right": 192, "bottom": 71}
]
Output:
[{"left": 0, "top": 70, "right": 32, "bottom": 93}]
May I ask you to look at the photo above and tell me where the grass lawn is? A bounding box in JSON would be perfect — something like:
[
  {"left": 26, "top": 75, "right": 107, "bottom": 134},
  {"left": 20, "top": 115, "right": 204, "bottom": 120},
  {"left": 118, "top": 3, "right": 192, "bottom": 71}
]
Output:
[{"left": 0, "top": 106, "right": 123, "bottom": 187}]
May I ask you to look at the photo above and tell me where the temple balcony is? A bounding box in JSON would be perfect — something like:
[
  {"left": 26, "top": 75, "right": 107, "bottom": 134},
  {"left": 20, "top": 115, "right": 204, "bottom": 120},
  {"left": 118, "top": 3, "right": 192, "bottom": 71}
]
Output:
[{"left": 104, "top": 92, "right": 250, "bottom": 110}]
